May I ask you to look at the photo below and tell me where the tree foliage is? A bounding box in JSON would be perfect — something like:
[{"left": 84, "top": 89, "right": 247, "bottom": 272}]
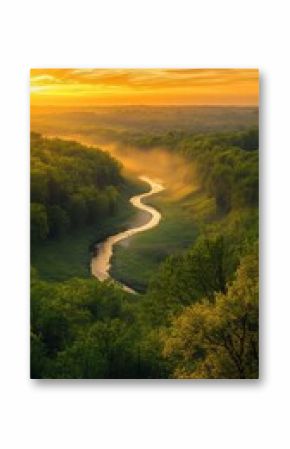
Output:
[
  {"left": 130, "top": 128, "right": 259, "bottom": 214},
  {"left": 31, "top": 133, "right": 122, "bottom": 242},
  {"left": 163, "top": 252, "right": 259, "bottom": 378}
]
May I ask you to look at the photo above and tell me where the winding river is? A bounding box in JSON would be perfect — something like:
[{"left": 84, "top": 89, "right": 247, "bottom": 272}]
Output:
[{"left": 91, "top": 176, "right": 165, "bottom": 293}]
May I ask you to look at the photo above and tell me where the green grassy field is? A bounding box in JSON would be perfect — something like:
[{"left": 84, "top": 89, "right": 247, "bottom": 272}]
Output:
[
  {"left": 110, "top": 188, "right": 215, "bottom": 292},
  {"left": 31, "top": 206, "right": 134, "bottom": 282}
]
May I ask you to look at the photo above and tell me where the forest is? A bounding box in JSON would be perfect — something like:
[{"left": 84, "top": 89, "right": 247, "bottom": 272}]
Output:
[
  {"left": 31, "top": 122, "right": 258, "bottom": 379},
  {"left": 31, "top": 132, "right": 123, "bottom": 242}
]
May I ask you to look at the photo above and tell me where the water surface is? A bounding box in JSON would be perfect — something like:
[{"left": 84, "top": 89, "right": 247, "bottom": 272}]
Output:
[{"left": 91, "top": 176, "right": 164, "bottom": 292}]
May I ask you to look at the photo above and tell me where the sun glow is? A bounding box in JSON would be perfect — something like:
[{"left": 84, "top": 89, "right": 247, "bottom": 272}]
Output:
[{"left": 30, "top": 68, "right": 259, "bottom": 107}]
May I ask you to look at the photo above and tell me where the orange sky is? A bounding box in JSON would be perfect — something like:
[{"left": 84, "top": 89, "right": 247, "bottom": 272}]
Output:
[{"left": 30, "top": 69, "right": 259, "bottom": 107}]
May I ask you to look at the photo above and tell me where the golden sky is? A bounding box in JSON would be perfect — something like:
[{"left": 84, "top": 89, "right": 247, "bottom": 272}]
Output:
[{"left": 30, "top": 69, "right": 259, "bottom": 107}]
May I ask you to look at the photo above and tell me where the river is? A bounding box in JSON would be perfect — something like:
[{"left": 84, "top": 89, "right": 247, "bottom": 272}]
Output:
[{"left": 90, "top": 176, "right": 165, "bottom": 293}]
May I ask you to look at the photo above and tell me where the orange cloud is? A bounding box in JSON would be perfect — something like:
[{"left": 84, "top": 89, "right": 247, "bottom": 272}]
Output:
[{"left": 30, "top": 68, "right": 259, "bottom": 107}]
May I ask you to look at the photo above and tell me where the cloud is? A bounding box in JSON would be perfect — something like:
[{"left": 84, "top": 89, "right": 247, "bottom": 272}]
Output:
[{"left": 30, "top": 69, "right": 259, "bottom": 106}]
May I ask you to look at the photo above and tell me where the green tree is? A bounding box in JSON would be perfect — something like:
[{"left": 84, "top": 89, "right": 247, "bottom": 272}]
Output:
[
  {"left": 68, "top": 193, "right": 88, "bottom": 227},
  {"left": 30, "top": 332, "right": 47, "bottom": 378},
  {"left": 31, "top": 203, "right": 49, "bottom": 242},
  {"left": 47, "top": 205, "right": 70, "bottom": 238},
  {"left": 147, "top": 235, "right": 237, "bottom": 325},
  {"left": 210, "top": 164, "right": 232, "bottom": 213},
  {"left": 31, "top": 168, "right": 48, "bottom": 203},
  {"left": 163, "top": 252, "right": 258, "bottom": 379}
]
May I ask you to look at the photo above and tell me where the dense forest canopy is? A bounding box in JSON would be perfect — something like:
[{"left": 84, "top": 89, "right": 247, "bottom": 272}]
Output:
[
  {"left": 31, "top": 118, "right": 258, "bottom": 379},
  {"left": 131, "top": 128, "right": 259, "bottom": 213},
  {"left": 31, "top": 133, "right": 122, "bottom": 242}
]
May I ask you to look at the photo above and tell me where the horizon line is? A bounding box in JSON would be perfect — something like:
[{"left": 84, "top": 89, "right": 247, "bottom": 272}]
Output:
[{"left": 31, "top": 104, "right": 259, "bottom": 108}]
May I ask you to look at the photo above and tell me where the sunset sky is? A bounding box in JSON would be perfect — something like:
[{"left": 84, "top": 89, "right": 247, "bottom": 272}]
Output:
[{"left": 30, "top": 69, "right": 259, "bottom": 107}]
